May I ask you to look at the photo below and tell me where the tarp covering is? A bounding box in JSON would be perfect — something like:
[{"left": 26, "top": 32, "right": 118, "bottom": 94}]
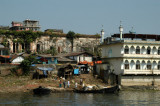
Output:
[
  {"left": 31, "top": 64, "right": 36, "bottom": 66},
  {"left": 37, "top": 67, "right": 53, "bottom": 71},
  {"left": 74, "top": 69, "right": 79, "bottom": 74},
  {"left": 77, "top": 65, "right": 86, "bottom": 67}
]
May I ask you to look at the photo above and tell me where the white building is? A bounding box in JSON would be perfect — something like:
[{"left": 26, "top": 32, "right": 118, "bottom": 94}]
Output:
[{"left": 100, "top": 27, "right": 160, "bottom": 86}]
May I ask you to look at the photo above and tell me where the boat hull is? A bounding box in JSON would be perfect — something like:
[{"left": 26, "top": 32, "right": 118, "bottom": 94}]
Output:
[
  {"left": 74, "top": 85, "right": 119, "bottom": 93},
  {"left": 33, "top": 86, "right": 52, "bottom": 95}
]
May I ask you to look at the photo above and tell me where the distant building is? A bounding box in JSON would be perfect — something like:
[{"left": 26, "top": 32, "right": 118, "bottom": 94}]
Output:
[
  {"left": 23, "top": 19, "right": 40, "bottom": 31},
  {"left": 10, "top": 21, "right": 25, "bottom": 31},
  {"left": 10, "top": 19, "right": 40, "bottom": 31},
  {"left": 0, "top": 25, "right": 10, "bottom": 30}
]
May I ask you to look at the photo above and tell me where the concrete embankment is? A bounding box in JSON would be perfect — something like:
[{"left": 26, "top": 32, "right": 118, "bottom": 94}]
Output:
[{"left": 121, "top": 85, "right": 160, "bottom": 91}]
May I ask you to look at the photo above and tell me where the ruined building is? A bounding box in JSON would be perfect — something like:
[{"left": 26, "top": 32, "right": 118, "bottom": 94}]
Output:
[{"left": 0, "top": 19, "right": 100, "bottom": 54}]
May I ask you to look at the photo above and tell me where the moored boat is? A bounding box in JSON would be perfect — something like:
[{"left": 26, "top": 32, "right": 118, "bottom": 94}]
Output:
[
  {"left": 33, "top": 86, "right": 52, "bottom": 95},
  {"left": 74, "top": 85, "right": 119, "bottom": 93}
]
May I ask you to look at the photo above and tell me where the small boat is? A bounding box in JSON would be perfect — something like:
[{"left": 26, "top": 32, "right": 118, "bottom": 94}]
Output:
[
  {"left": 33, "top": 86, "right": 52, "bottom": 95},
  {"left": 74, "top": 85, "right": 119, "bottom": 93}
]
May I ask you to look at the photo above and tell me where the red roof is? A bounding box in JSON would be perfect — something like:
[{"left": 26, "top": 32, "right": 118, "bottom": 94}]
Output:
[{"left": 0, "top": 55, "right": 10, "bottom": 59}]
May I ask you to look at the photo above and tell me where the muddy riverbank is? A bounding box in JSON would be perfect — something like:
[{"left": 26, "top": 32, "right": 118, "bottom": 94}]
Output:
[
  {"left": 0, "top": 73, "right": 106, "bottom": 93},
  {"left": 1, "top": 74, "right": 160, "bottom": 94}
]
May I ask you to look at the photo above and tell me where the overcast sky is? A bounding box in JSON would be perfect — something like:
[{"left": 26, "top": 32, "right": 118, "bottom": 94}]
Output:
[{"left": 0, "top": 0, "right": 160, "bottom": 38}]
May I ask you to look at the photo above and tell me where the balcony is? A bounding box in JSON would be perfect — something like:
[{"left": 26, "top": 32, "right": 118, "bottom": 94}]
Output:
[
  {"left": 123, "top": 69, "right": 160, "bottom": 75},
  {"left": 122, "top": 54, "right": 160, "bottom": 59}
]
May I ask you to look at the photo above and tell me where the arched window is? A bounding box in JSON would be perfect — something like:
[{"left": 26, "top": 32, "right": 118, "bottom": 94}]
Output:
[
  {"left": 158, "top": 47, "right": 160, "bottom": 55},
  {"left": 130, "top": 46, "right": 135, "bottom": 54},
  {"left": 141, "top": 46, "right": 146, "bottom": 54},
  {"left": 136, "top": 60, "right": 140, "bottom": 69},
  {"left": 152, "top": 47, "right": 157, "bottom": 55},
  {"left": 147, "top": 47, "right": 151, "bottom": 54},
  {"left": 142, "top": 60, "right": 146, "bottom": 70},
  {"left": 124, "top": 46, "right": 129, "bottom": 54},
  {"left": 136, "top": 46, "right": 140, "bottom": 54},
  {"left": 124, "top": 60, "right": 129, "bottom": 69},
  {"left": 130, "top": 60, "right": 135, "bottom": 69},
  {"left": 158, "top": 61, "right": 160, "bottom": 70},
  {"left": 36, "top": 41, "right": 43, "bottom": 53},
  {"left": 13, "top": 42, "right": 16, "bottom": 53},
  {"left": 58, "top": 46, "right": 61, "bottom": 53},
  {"left": 152, "top": 61, "right": 157, "bottom": 70},
  {"left": 147, "top": 61, "right": 151, "bottom": 70}
]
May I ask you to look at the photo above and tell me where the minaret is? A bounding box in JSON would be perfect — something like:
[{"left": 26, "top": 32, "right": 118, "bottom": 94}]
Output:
[
  {"left": 119, "top": 21, "right": 123, "bottom": 40},
  {"left": 101, "top": 25, "right": 104, "bottom": 43}
]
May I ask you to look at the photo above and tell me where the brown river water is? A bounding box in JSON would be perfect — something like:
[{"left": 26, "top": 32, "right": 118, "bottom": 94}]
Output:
[{"left": 0, "top": 91, "right": 160, "bottom": 105}]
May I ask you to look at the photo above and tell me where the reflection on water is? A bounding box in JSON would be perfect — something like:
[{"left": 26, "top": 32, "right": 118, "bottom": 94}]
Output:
[{"left": 0, "top": 91, "right": 160, "bottom": 105}]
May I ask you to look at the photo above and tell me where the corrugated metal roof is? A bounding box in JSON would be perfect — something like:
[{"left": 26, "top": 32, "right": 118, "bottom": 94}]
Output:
[
  {"left": 0, "top": 44, "right": 4, "bottom": 48},
  {"left": 53, "top": 52, "right": 93, "bottom": 57},
  {"left": 57, "top": 57, "right": 75, "bottom": 62},
  {"left": 36, "top": 54, "right": 54, "bottom": 58}
]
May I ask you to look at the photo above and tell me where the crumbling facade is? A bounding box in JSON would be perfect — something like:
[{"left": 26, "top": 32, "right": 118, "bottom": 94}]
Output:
[{"left": 5, "top": 35, "right": 100, "bottom": 54}]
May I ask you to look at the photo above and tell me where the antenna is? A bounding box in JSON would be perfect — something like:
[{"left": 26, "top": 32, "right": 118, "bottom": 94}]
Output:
[{"left": 129, "top": 26, "right": 136, "bottom": 34}]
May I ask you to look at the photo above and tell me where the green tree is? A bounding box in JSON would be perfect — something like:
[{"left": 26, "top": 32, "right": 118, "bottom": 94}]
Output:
[
  {"left": 44, "top": 46, "right": 57, "bottom": 55},
  {"left": 20, "top": 59, "right": 31, "bottom": 75},
  {"left": 19, "top": 55, "right": 37, "bottom": 75},
  {"left": 66, "top": 31, "right": 76, "bottom": 52}
]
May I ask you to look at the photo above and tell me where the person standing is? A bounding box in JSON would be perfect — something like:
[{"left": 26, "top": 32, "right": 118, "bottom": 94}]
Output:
[
  {"left": 59, "top": 80, "right": 62, "bottom": 88},
  {"left": 63, "top": 80, "right": 66, "bottom": 88},
  {"left": 80, "top": 78, "right": 82, "bottom": 85},
  {"left": 67, "top": 80, "right": 70, "bottom": 88},
  {"left": 75, "top": 82, "right": 78, "bottom": 88}
]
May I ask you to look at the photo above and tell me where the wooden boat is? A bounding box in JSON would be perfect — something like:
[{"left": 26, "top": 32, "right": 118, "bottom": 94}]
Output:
[
  {"left": 74, "top": 85, "right": 119, "bottom": 93},
  {"left": 33, "top": 86, "right": 52, "bottom": 95}
]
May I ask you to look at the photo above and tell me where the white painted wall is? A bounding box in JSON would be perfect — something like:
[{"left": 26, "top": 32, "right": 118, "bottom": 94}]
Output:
[
  {"left": 104, "top": 58, "right": 123, "bottom": 75},
  {"left": 101, "top": 40, "right": 160, "bottom": 75},
  {"left": 102, "top": 43, "right": 122, "bottom": 58},
  {"left": 121, "top": 76, "right": 160, "bottom": 86},
  {"left": 69, "top": 55, "right": 92, "bottom": 63}
]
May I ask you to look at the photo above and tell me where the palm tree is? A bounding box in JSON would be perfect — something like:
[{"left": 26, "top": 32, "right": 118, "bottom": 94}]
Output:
[{"left": 66, "top": 31, "right": 76, "bottom": 52}]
